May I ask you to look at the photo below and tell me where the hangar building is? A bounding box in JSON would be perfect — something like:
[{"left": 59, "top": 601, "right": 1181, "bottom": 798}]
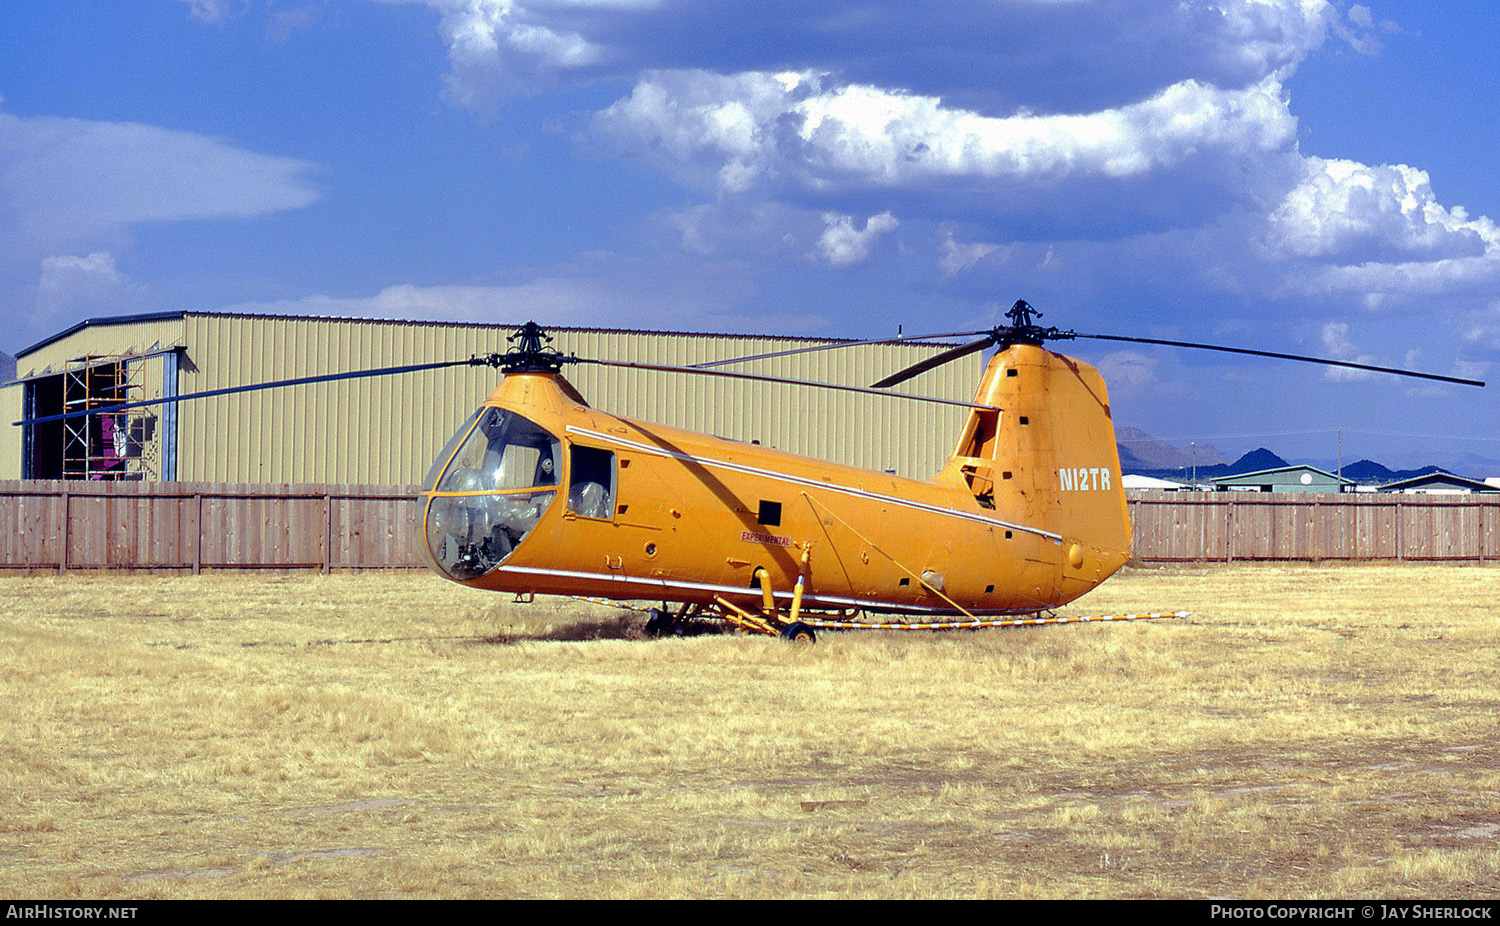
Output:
[{"left": 0, "top": 311, "right": 979, "bottom": 485}]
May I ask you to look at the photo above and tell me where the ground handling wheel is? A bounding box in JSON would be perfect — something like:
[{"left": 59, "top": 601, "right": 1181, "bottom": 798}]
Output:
[
  {"left": 644, "top": 608, "right": 676, "bottom": 637},
  {"left": 778, "top": 622, "right": 816, "bottom": 643}
]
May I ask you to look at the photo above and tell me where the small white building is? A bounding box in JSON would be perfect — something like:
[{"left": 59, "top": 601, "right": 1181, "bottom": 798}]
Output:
[
  {"left": 1122, "top": 474, "right": 1190, "bottom": 491},
  {"left": 1379, "top": 473, "right": 1499, "bottom": 495}
]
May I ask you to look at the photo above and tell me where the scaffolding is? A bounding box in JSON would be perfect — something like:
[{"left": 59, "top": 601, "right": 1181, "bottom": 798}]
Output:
[{"left": 59, "top": 357, "right": 158, "bottom": 481}]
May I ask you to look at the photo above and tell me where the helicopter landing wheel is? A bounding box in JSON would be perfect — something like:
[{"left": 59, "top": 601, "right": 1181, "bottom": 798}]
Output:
[
  {"left": 644, "top": 608, "right": 677, "bottom": 637},
  {"left": 779, "top": 622, "right": 816, "bottom": 644}
]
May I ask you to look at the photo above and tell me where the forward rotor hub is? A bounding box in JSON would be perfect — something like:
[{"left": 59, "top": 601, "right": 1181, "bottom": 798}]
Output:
[{"left": 472, "top": 321, "right": 576, "bottom": 373}]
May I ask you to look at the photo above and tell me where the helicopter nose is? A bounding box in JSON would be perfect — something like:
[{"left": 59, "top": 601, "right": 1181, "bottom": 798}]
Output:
[{"left": 420, "top": 490, "right": 555, "bottom": 581}]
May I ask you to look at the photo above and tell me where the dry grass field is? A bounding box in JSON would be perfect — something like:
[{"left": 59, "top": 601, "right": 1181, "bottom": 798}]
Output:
[{"left": 2, "top": 563, "right": 1498, "bottom": 899}]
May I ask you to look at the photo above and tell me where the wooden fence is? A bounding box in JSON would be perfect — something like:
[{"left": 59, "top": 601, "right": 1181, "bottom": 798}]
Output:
[
  {"left": 1128, "top": 491, "right": 1500, "bottom": 563},
  {"left": 3, "top": 481, "right": 1500, "bottom": 572},
  {"left": 0, "top": 480, "right": 422, "bottom": 573}
]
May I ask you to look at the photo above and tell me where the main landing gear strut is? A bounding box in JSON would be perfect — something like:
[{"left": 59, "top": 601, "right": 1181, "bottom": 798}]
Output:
[{"left": 708, "top": 550, "right": 817, "bottom": 643}]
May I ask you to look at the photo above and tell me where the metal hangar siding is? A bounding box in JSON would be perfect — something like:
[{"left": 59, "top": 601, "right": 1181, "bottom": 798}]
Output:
[{"left": 3, "top": 311, "right": 979, "bottom": 485}]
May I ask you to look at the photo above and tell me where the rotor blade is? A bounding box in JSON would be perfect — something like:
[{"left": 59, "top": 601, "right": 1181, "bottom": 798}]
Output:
[
  {"left": 14, "top": 358, "right": 478, "bottom": 428},
  {"left": 1071, "top": 333, "right": 1485, "bottom": 387},
  {"left": 870, "top": 337, "right": 997, "bottom": 389},
  {"left": 692, "top": 330, "right": 992, "bottom": 369},
  {"left": 579, "top": 358, "right": 1001, "bottom": 412}
]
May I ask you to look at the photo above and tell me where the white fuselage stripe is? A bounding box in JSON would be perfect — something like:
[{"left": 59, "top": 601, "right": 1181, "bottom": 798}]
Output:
[
  {"left": 493, "top": 563, "right": 1022, "bottom": 615},
  {"left": 565, "top": 426, "right": 1062, "bottom": 543}
]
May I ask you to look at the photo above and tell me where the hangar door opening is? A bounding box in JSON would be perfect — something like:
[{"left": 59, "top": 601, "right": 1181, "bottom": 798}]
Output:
[{"left": 23, "top": 353, "right": 177, "bottom": 481}]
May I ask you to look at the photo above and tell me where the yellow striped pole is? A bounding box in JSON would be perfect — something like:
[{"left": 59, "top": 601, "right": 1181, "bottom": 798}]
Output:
[{"left": 797, "top": 611, "right": 1190, "bottom": 631}]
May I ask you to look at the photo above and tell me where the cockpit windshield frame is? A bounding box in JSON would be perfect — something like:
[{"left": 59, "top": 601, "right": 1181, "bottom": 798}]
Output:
[{"left": 420, "top": 406, "right": 564, "bottom": 581}]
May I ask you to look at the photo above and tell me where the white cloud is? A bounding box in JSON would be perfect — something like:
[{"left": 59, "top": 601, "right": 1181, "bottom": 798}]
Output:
[
  {"left": 176, "top": 0, "right": 240, "bottom": 24},
  {"left": 1304, "top": 254, "right": 1500, "bottom": 304},
  {"left": 222, "top": 279, "right": 828, "bottom": 334},
  {"left": 1266, "top": 157, "right": 1498, "bottom": 263},
  {"left": 815, "top": 211, "right": 898, "bottom": 267},
  {"left": 1095, "top": 350, "right": 1159, "bottom": 392},
  {"left": 1346, "top": 4, "right": 1374, "bottom": 30},
  {"left": 596, "top": 70, "right": 1298, "bottom": 197},
  {"left": 0, "top": 112, "right": 321, "bottom": 255},
  {"left": 1331, "top": 2, "right": 1398, "bottom": 55},
  {"left": 394, "top": 0, "right": 1342, "bottom": 114},
  {"left": 215, "top": 252, "right": 826, "bottom": 334},
  {"left": 1260, "top": 158, "right": 1500, "bottom": 305},
  {"left": 1463, "top": 301, "right": 1500, "bottom": 354},
  {"left": 1209, "top": 0, "right": 1336, "bottom": 71},
  {"left": 1318, "top": 320, "right": 1378, "bottom": 381},
  {"left": 33, "top": 252, "right": 143, "bottom": 330},
  {"left": 217, "top": 280, "right": 646, "bottom": 329},
  {"left": 651, "top": 199, "right": 817, "bottom": 258},
  {"left": 939, "top": 233, "right": 1004, "bottom": 275},
  {"left": 407, "top": 0, "right": 644, "bottom": 109}
]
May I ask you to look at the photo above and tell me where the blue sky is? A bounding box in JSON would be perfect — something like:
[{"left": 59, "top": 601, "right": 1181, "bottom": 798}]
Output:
[{"left": 2, "top": 0, "right": 1498, "bottom": 470}]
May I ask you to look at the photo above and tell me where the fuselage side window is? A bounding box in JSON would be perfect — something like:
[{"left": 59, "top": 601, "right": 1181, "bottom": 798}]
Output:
[{"left": 569, "top": 445, "right": 616, "bottom": 519}]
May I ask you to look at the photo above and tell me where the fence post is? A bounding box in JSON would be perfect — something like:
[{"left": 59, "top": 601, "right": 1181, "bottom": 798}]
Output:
[
  {"left": 1226, "top": 496, "right": 1234, "bottom": 564},
  {"left": 322, "top": 492, "right": 332, "bottom": 575},
  {"left": 1313, "top": 499, "right": 1321, "bottom": 562},
  {"left": 1396, "top": 496, "right": 1404, "bottom": 562},
  {"left": 1482, "top": 499, "right": 1489, "bottom": 564},
  {"left": 1341, "top": 492, "right": 1348, "bottom": 558},
  {"left": 58, "top": 488, "right": 69, "bottom": 575},
  {"left": 192, "top": 493, "right": 202, "bottom": 575}
]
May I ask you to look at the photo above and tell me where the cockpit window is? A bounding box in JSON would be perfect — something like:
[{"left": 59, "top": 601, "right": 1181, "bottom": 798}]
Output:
[
  {"left": 434, "top": 407, "right": 561, "bottom": 493},
  {"left": 421, "top": 407, "right": 562, "bottom": 581}
]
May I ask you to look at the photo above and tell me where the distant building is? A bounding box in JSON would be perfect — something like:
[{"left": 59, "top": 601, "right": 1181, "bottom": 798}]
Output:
[
  {"left": 1379, "top": 472, "right": 1500, "bottom": 494},
  {"left": 1122, "top": 474, "right": 1190, "bottom": 491},
  {"left": 1211, "top": 465, "right": 1355, "bottom": 494}
]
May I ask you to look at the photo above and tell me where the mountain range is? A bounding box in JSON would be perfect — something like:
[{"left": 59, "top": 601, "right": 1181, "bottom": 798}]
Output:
[
  {"left": 1116, "top": 426, "right": 1224, "bottom": 472},
  {"left": 1118, "top": 429, "right": 1500, "bottom": 483}
]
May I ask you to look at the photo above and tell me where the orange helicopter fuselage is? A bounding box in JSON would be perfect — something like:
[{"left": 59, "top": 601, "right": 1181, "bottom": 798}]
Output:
[{"left": 416, "top": 343, "right": 1132, "bottom": 616}]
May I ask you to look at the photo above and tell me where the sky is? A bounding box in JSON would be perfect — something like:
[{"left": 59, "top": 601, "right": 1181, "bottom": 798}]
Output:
[{"left": 2, "top": 0, "right": 1498, "bottom": 470}]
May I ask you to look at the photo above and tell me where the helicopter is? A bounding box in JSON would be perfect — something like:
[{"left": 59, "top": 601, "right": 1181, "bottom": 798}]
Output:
[{"left": 15, "top": 300, "right": 1485, "bottom": 641}]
